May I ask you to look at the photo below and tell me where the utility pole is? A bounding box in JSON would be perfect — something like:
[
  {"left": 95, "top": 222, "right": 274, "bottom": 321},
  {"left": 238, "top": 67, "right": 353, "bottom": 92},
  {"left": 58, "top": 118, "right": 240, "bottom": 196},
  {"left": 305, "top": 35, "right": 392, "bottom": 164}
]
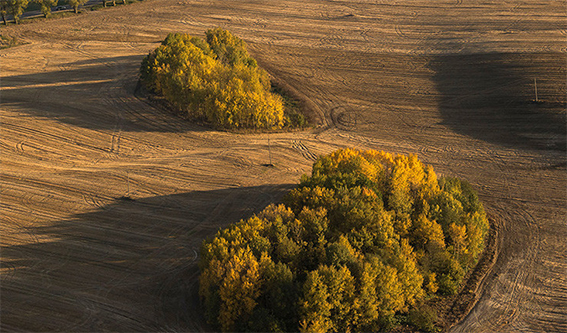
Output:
[{"left": 268, "top": 134, "right": 273, "bottom": 166}]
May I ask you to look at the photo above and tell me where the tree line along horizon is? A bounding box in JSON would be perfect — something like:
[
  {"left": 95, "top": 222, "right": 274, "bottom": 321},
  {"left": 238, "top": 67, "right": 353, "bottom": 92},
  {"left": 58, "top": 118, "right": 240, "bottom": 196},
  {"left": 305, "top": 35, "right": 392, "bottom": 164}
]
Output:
[
  {"left": 1, "top": 0, "right": 132, "bottom": 25},
  {"left": 199, "top": 148, "right": 489, "bottom": 332}
]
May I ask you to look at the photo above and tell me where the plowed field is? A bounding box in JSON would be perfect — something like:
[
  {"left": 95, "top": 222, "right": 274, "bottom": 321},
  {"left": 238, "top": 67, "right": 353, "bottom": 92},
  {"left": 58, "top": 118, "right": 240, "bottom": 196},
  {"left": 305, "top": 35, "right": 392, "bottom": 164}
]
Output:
[{"left": 1, "top": 0, "right": 565, "bottom": 332}]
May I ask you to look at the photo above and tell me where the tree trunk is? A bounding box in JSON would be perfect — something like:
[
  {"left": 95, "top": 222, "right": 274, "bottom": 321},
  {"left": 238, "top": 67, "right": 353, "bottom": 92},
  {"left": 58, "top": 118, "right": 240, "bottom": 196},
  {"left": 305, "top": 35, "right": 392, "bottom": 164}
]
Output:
[
  {"left": 112, "top": 0, "right": 116, "bottom": 6},
  {"left": 1, "top": 13, "right": 6, "bottom": 25},
  {"left": 103, "top": 1, "right": 107, "bottom": 7},
  {"left": 74, "top": 6, "right": 78, "bottom": 14}
]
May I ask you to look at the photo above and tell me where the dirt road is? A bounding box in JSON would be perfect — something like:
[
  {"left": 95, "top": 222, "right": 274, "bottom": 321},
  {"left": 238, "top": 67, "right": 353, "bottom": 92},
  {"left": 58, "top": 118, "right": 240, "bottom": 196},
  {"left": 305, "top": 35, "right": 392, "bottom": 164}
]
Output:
[{"left": 1, "top": 0, "right": 565, "bottom": 331}]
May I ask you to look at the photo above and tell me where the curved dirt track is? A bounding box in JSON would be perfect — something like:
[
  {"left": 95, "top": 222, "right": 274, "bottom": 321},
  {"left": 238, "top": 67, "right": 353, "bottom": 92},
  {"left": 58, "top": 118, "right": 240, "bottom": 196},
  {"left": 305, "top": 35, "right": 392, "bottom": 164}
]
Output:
[{"left": 1, "top": 0, "right": 565, "bottom": 332}]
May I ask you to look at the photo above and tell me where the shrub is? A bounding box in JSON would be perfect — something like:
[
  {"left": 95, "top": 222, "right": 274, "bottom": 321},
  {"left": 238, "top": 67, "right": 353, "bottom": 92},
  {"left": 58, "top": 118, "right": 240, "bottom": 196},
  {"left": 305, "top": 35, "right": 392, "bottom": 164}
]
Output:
[
  {"left": 408, "top": 305, "right": 438, "bottom": 332},
  {"left": 140, "top": 29, "right": 285, "bottom": 129},
  {"left": 199, "top": 149, "right": 489, "bottom": 332}
]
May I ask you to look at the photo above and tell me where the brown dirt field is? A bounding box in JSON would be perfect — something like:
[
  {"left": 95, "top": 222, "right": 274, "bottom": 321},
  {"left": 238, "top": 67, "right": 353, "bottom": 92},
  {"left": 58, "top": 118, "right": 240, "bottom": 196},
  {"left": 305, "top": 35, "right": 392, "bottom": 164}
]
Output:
[{"left": 1, "top": 0, "right": 565, "bottom": 332}]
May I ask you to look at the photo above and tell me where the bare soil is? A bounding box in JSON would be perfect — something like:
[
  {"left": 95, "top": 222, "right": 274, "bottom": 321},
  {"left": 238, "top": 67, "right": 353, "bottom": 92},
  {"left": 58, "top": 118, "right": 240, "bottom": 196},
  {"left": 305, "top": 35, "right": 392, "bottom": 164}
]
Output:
[{"left": 1, "top": 0, "right": 565, "bottom": 332}]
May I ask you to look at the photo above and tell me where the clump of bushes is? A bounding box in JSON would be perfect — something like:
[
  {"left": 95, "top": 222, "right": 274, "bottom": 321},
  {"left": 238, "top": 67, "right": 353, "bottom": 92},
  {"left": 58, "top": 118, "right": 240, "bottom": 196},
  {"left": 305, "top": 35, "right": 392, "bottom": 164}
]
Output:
[
  {"left": 0, "top": 35, "right": 19, "bottom": 49},
  {"left": 408, "top": 305, "right": 438, "bottom": 332},
  {"left": 140, "top": 29, "right": 288, "bottom": 129},
  {"left": 198, "top": 149, "right": 489, "bottom": 332}
]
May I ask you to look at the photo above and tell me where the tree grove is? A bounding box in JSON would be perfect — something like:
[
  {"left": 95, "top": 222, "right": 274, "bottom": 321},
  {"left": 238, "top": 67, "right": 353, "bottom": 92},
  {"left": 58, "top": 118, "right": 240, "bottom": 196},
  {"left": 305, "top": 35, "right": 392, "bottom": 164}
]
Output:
[
  {"left": 140, "top": 29, "right": 285, "bottom": 129},
  {"left": 199, "top": 149, "right": 489, "bottom": 332}
]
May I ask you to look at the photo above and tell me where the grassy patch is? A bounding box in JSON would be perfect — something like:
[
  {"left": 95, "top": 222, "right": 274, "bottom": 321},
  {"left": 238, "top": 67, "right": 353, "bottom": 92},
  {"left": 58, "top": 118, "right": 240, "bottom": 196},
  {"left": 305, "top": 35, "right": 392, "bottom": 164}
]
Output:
[
  {"left": 0, "top": 35, "right": 20, "bottom": 49},
  {"left": 16, "top": 11, "right": 77, "bottom": 25},
  {"left": 271, "top": 83, "right": 308, "bottom": 129},
  {"left": 90, "top": 4, "right": 105, "bottom": 11}
]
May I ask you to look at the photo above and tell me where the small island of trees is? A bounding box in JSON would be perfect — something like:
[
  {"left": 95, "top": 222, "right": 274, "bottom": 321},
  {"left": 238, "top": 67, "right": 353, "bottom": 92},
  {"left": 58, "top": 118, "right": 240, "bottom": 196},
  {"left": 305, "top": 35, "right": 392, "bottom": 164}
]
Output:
[
  {"left": 140, "top": 29, "right": 304, "bottom": 130},
  {"left": 199, "top": 148, "right": 489, "bottom": 332}
]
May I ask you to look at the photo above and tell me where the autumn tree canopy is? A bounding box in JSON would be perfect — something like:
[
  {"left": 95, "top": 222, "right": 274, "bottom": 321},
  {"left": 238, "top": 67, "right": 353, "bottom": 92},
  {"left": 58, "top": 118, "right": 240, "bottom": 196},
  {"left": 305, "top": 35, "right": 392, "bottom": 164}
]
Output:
[
  {"left": 199, "top": 149, "right": 489, "bottom": 332},
  {"left": 140, "top": 29, "right": 287, "bottom": 129},
  {"left": 34, "top": 0, "right": 58, "bottom": 18},
  {"left": 68, "top": 0, "right": 86, "bottom": 14},
  {"left": 2, "top": 0, "right": 29, "bottom": 24}
]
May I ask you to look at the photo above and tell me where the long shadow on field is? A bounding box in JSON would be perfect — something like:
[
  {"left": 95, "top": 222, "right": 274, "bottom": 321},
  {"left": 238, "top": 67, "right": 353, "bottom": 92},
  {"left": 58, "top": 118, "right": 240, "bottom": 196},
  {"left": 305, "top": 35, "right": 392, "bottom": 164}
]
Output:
[
  {"left": 0, "top": 184, "right": 293, "bottom": 332},
  {"left": 429, "top": 52, "right": 566, "bottom": 152},
  {"left": 1, "top": 55, "right": 205, "bottom": 133}
]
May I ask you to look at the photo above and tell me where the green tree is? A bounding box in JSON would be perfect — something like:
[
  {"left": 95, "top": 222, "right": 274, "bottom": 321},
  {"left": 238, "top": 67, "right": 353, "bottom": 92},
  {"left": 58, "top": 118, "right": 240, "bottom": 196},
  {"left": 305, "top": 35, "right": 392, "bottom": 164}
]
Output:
[
  {"left": 6, "top": 0, "right": 28, "bottom": 24},
  {"left": 217, "top": 248, "right": 261, "bottom": 331},
  {"left": 34, "top": 0, "right": 57, "bottom": 18},
  {"left": 1, "top": 0, "right": 9, "bottom": 25},
  {"left": 200, "top": 247, "right": 262, "bottom": 331},
  {"left": 299, "top": 270, "right": 334, "bottom": 333},
  {"left": 318, "top": 265, "right": 357, "bottom": 331},
  {"left": 255, "top": 260, "right": 297, "bottom": 331},
  {"left": 102, "top": 0, "right": 116, "bottom": 7},
  {"left": 391, "top": 239, "right": 425, "bottom": 310},
  {"left": 360, "top": 256, "right": 405, "bottom": 330},
  {"left": 356, "top": 261, "right": 380, "bottom": 330},
  {"left": 206, "top": 27, "right": 259, "bottom": 68},
  {"left": 67, "top": 0, "right": 86, "bottom": 13},
  {"left": 408, "top": 304, "right": 438, "bottom": 333}
]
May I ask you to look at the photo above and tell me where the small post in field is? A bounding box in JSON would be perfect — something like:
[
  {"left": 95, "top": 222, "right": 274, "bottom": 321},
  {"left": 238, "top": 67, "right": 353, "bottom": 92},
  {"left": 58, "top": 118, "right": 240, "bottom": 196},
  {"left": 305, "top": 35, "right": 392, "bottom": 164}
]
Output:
[
  {"left": 534, "top": 78, "right": 539, "bottom": 102},
  {"left": 268, "top": 135, "right": 273, "bottom": 166}
]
